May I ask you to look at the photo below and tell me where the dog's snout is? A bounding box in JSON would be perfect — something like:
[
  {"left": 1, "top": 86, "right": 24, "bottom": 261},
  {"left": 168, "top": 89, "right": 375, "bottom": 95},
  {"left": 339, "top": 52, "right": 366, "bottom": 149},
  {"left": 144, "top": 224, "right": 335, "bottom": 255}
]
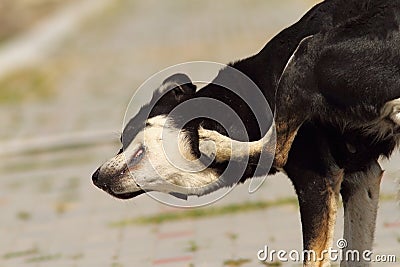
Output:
[{"left": 92, "top": 167, "right": 101, "bottom": 185}]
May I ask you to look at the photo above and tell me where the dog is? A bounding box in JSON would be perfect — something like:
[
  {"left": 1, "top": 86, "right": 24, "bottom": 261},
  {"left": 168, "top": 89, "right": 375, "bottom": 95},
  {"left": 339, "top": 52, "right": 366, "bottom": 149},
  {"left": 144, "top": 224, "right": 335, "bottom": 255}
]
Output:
[{"left": 92, "top": 1, "right": 400, "bottom": 265}]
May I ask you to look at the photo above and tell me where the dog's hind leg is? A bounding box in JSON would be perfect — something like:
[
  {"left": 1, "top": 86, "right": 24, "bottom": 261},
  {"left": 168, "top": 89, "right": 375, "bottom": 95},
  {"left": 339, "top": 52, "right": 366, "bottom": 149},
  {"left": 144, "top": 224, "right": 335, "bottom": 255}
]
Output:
[
  {"left": 340, "top": 160, "right": 383, "bottom": 267},
  {"left": 198, "top": 36, "right": 319, "bottom": 169},
  {"left": 285, "top": 126, "right": 344, "bottom": 266},
  {"left": 272, "top": 36, "right": 319, "bottom": 168}
]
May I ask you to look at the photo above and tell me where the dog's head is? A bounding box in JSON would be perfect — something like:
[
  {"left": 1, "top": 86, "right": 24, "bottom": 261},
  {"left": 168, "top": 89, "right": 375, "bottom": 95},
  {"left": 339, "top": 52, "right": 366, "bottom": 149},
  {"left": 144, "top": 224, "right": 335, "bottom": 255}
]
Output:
[
  {"left": 92, "top": 69, "right": 275, "bottom": 200},
  {"left": 92, "top": 74, "right": 225, "bottom": 199}
]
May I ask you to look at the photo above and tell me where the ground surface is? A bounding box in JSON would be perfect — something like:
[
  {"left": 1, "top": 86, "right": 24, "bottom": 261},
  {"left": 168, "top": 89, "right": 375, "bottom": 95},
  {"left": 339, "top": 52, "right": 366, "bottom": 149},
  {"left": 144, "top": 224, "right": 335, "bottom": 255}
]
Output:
[
  {"left": 0, "top": 0, "right": 79, "bottom": 43},
  {"left": 0, "top": 1, "right": 399, "bottom": 266}
]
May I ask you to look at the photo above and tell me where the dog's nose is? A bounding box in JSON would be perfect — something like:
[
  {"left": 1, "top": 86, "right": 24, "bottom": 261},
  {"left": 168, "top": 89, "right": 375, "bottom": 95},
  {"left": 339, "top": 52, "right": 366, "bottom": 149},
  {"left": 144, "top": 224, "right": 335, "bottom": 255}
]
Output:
[{"left": 92, "top": 167, "right": 101, "bottom": 185}]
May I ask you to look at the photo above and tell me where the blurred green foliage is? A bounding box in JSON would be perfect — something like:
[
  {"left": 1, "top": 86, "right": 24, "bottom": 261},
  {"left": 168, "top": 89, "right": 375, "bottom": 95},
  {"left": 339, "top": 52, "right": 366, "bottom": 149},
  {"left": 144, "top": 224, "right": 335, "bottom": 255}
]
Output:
[
  {"left": 223, "top": 258, "right": 251, "bottom": 266},
  {"left": 109, "top": 197, "right": 298, "bottom": 227},
  {"left": 0, "top": 68, "right": 55, "bottom": 103}
]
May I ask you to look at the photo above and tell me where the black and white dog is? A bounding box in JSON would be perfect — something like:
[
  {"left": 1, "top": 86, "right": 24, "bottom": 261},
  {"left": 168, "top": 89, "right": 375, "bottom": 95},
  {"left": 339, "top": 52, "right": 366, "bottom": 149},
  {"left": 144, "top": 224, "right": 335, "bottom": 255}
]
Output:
[{"left": 93, "top": 1, "right": 400, "bottom": 265}]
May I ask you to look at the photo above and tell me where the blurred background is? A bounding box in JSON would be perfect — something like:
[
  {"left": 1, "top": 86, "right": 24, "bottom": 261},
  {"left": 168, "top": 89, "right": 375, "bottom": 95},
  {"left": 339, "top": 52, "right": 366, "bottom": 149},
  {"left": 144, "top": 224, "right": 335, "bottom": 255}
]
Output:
[{"left": 0, "top": 1, "right": 399, "bottom": 266}]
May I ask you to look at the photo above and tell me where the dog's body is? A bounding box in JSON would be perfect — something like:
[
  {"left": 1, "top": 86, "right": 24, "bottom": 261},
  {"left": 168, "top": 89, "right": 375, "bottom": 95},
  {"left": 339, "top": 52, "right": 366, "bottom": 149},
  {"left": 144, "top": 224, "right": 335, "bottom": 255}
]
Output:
[{"left": 93, "top": 1, "right": 400, "bottom": 265}]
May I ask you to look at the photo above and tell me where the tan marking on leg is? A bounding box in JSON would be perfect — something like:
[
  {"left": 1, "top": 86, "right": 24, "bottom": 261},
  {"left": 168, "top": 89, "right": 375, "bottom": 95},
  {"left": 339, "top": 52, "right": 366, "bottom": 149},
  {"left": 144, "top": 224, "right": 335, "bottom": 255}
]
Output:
[
  {"left": 305, "top": 169, "right": 343, "bottom": 267},
  {"left": 274, "top": 121, "right": 302, "bottom": 168}
]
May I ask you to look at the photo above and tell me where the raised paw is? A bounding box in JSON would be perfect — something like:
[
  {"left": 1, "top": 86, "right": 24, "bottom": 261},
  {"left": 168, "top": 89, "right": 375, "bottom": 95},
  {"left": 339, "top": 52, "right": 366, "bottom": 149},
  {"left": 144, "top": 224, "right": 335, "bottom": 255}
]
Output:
[
  {"left": 382, "top": 98, "right": 400, "bottom": 125},
  {"left": 198, "top": 127, "right": 233, "bottom": 162},
  {"left": 198, "top": 139, "right": 216, "bottom": 159},
  {"left": 391, "top": 104, "right": 400, "bottom": 125}
]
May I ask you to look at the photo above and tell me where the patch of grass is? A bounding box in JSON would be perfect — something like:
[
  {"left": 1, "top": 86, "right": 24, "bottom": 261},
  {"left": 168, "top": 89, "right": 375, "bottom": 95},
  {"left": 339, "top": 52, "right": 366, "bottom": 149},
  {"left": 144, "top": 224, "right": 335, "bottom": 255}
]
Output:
[
  {"left": 3, "top": 247, "right": 39, "bottom": 260},
  {"left": 65, "top": 176, "right": 80, "bottom": 191},
  {"left": 226, "top": 232, "right": 238, "bottom": 242},
  {"left": 111, "top": 262, "right": 123, "bottom": 267},
  {"left": 54, "top": 176, "right": 81, "bottom": 215},
  {"left": 16, "top": 211, "right": 31, "bottom": 221},
  {"left": 54, "top": 201, "right": 74, "bottom": 215},
  {"left": 20, "top": 140, "right": 116, "bottom": 156},
  {"left": 3, "top": 153, "right": 93, "bottom": 173},
  {"left": 109, "top": 197, "right": 298, "bottom": 227},
  {"left": 59, "top": 176, "right": 81, "bottom": 201},
  {"left": 186, "top": 241, "right": 199, "bottom": 253},
  {"left": 69, "top": 253, "right": 84, "bottom": 260},
  {"left": 37, "top": 177, "right": 54, "bottom": 194},
  {"left": 260, "top": 261, "right": 283, "bottom": 266},
  {"left": 25, "top": 253, "right": 61, "bottom": 263},
  {"left": 0, "top": 67, "right": 56, "bottom": 104},
  {"left": 223, "top": 258, "right": 251, "bottom": 266},
  {"left": 7, "top": 180, "right": 24, "bottom": 191},
  {"left": 3, "top": 161, "right": 40, "bottom": 173},
  {"left": 379, "top": 194, "right": 397, "bottom": 201}
]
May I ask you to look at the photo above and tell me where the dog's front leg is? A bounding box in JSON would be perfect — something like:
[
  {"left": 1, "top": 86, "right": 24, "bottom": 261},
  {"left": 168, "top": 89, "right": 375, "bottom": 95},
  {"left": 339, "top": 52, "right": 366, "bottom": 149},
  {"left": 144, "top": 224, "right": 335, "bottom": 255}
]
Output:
[{"left": 340, "top": 160, "right": 383, "bottom": 267}]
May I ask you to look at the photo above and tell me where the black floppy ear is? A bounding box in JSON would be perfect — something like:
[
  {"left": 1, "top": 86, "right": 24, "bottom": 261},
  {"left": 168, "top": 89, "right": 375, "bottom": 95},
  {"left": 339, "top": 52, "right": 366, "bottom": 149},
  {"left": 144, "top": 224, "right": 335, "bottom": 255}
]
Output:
[
  {"left": 161, "top": 73, "right": 196, "bottom": 101},
  {"left": 149, "top": 73, "right": 197, "bottom": 117}
]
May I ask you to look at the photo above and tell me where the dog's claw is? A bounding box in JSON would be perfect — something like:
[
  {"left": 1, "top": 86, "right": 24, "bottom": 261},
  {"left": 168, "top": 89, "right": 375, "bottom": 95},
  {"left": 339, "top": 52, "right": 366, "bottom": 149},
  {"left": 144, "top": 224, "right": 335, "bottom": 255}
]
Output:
[
  {"left": 391, "top": 105, "right": 400, "bottom": 125},
  {"left": 198, "top": 127, "right": 235, "bottom": 162},
  {"left": 199, "top": 139, "right": 216, "bottom": 159},
  {"left": 198, "top": 127, "right": 218, "bottom": 158}
]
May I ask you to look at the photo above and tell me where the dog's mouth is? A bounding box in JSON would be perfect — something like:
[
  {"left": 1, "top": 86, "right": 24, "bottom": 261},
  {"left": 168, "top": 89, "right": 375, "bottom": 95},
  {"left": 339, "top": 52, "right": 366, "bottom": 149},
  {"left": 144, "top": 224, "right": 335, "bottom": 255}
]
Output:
[
  {"left": 107, "top": 189, "right": 146, "bottom": 199},
  {"left": 96, "top": 179, "right": 147, "bottom": 199},
  {"left": 92, "top": 166, "right": 147, "bottom": 199}
]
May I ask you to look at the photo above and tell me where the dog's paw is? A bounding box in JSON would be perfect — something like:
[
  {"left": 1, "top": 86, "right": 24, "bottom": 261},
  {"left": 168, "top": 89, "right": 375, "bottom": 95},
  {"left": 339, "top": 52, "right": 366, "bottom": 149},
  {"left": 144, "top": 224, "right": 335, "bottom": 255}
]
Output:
[
  {"left": 198, "top": 127, "right": 233, "bottom": 143},
  {"left": 391, "top": 104, "right": 400, "bottom": 125},
  {"left": 382, "top": 98, "right": 400, "bottom": 125},
  {"left": 198, "top": 127, "right": 217, "bottom": 158},
  {"left": 198, "top": 127, "right": 234, "bottom": 162},
  {"left": 198, "top": 127, "right": 218, "bottom": 140},
  {"left": 198, "top": 139, "right": 216, "bottom": 159}
]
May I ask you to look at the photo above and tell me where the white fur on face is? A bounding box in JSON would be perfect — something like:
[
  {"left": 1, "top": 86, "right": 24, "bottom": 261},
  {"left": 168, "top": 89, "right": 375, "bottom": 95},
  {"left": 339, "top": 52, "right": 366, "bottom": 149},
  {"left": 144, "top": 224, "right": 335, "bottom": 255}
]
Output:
[{"left": 100, "top": 115, "right": 224, "bottom": 197}]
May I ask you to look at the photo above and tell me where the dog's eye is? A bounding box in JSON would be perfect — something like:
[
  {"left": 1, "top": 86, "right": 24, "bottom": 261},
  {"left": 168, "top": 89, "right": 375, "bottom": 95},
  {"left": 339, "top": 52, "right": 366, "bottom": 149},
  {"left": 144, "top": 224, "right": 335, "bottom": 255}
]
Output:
[
  {"left": 128, "top": 146, "right": 146, "bottom": 167},
  {"left": 134, "top": 147, "right": 144, "bottom": 159}
]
